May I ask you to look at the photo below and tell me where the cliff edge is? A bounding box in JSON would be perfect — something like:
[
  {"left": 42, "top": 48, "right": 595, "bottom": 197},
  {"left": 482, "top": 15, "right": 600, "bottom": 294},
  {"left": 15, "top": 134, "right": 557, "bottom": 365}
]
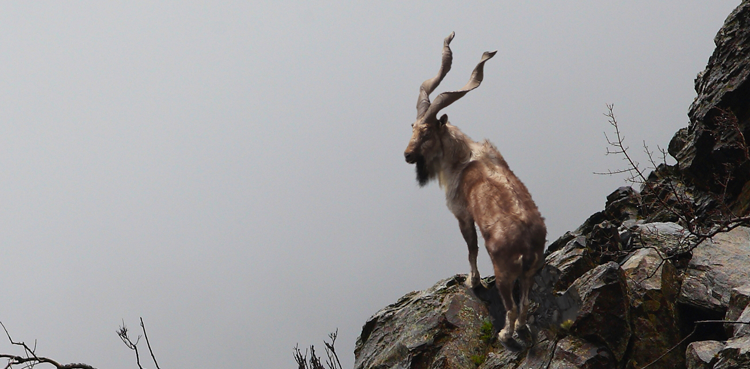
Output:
[{"left": 355, "top": 2, "right": 750, "bottom": 368}]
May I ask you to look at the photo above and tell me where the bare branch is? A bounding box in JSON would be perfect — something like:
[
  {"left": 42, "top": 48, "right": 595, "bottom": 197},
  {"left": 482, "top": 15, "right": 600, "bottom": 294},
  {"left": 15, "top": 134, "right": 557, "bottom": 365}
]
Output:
[
  {"left": 597, "top": 104, "right": 750, "bottom": 259},
  {"left": 293, "top": 330, "right": 342, "bottom": 369},
  {"left": 117, "top": 322, "right": 143, "bottom": 369},
  {"left": 324, "top": 330, "right": 342, "bottom": 369},
  {"left": 0, "top": 322, "right": 96, "bottom": 369}
]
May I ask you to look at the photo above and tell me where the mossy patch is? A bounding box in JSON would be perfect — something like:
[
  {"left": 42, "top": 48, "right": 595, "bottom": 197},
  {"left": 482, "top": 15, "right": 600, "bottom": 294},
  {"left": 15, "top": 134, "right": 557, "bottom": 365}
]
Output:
[{"left": 479, "top": 320, "right": 494, "bottom": 342}]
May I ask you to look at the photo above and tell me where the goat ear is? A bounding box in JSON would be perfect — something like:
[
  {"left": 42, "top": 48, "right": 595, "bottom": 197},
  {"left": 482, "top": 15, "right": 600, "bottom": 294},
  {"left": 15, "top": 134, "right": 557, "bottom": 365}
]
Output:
[{"left": 438, "top": 114, "right": 448, "bottom": 126}]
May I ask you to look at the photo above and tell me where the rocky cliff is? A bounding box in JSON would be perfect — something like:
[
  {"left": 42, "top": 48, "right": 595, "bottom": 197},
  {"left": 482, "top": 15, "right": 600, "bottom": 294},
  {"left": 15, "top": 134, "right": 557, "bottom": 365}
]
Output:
[{"left": 355, "top": 2, "right": 750, "bottom": 368}]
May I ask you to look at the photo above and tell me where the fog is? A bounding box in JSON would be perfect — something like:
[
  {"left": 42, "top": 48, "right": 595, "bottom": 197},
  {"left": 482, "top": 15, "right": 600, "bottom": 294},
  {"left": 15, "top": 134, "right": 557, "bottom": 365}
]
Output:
[{"left": 0, "top": 1, "right": 739, "bottom": 368}]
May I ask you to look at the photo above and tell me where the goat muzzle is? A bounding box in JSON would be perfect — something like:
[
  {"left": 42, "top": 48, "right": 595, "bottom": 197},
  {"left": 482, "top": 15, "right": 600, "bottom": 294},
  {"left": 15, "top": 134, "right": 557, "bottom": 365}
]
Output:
[{"left": 404, "top": 151, "right": 417, "bottom": 164}]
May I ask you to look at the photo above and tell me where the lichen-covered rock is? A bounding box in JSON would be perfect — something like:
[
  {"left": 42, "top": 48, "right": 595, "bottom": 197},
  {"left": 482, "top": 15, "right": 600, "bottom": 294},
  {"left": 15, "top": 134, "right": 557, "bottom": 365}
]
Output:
[
  {"left": 725, "top": 284, "right": 750, "bottom": 337},
  {"left": 620, "top": 248, "right": 683, "bottom": 369},
  {"left": 354, "top": 275, "right": 491, "bottom": 369},
  {"left": 566, "top": 262, "right": 631, "bottom": 362},
  {"left": 547, "top": 336, "right": 616, "bottom": 369},
  {"left": 679, "top": 227, "right": 750, "bottom": 313},
  {"left": 713, "top": 335, "right": 750, "bottom": 369},
  {"left": 478, "top": 330, "right": 556, "bottom": 369},
  {"left": 686, "top": 340, "right": 724, "bottom": 369}
]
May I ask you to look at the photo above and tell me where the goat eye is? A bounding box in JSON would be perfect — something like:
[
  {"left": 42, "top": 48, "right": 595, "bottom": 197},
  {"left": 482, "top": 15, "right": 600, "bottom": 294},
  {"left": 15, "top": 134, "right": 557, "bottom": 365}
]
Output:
[{"left": 411, "top": 123, "right": 414, "bottom": 128}]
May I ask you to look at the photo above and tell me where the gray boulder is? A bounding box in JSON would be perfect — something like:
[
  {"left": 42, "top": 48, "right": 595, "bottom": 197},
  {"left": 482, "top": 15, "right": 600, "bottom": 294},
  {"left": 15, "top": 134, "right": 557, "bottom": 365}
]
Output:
[
  {"left": 679, "top": 227, "right": 750, "bottom": 312},
  {"left": 713, "top": 335, "right": 750, "bottom": 369},
  {"left": 725, "top": 284, "right": 750, "bottom": 337},
  {"left": 686, "top": 340, "right": 725, "bottom": 369}
]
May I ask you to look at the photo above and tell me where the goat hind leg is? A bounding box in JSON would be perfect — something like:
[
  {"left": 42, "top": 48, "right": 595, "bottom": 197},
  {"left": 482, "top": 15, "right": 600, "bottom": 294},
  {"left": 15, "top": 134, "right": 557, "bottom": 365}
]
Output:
[
  {"left": 514, "top": 273, "right": 534, "bottom": 343},
  {"left": 496, "top": 278, "right": 517, "bottom": 342},
  {"left": 516, "top": 274, "right": 533, "bottom": 326}
]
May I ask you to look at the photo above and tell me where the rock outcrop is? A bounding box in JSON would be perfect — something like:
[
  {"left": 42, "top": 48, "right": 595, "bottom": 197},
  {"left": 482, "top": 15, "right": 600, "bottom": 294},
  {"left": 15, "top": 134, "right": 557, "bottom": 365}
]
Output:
[
  {"left": 670, "top": 0, "right": 750, "bottom": 214},
  {"left": 353, "top": 275, "right": 492, "bottom": 369},
  {"left": 355, "top": 2, "right": 750, "bottom": 368}
]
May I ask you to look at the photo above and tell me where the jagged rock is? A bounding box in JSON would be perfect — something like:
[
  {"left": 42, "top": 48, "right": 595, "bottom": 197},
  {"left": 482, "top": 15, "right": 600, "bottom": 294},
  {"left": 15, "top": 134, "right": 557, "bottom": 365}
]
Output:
[
  {"left": 670, "top": 127, "right": 690, "bottom": 159},
  {"left": 353, "top": 275, "right": 491, "bottom": 369},
  {"left": 545, "top": 231, "right": 577, "bottom": 256},
  {"left": 620, "top": 248, "right": 683, "bottom": 369},
  {"left": 733, "top": 305, "right": 750, "bottom": 338},
  {"left": 726, "top": 284, "right": 750, "bottom": 337},
  {"left": 545, "top": 236, "right": 595, "bottom": 293},
  {"left": 478, "top": 331, "right": 557, "bottom": 369},
  {"left": 477, "top": 348, "right": 523, "bottom": 369},
  {"left": 690, "top": 0, "right": 750, "bottom": 124},
  {"left": 713, "top": 335, "right": 750, "bottom": 369},
  {"left": 574, "top": 211, "right": 608, "bottom": 236},
  {"left": 679, "top": 227, "right": 750, "bottom": 313},
  {"left": 605, "top": 186, "right": 641, "bottom": 225},
  {"left": 528, "top": 264, "right": 581, "bottom": 332},
  {"left": 547, "top": 336, "right": 616, "bottom": 369},
  {"left": 686, "top": 340, "right": 725, "bottom": 369},
  {"left": 566, "top": 262, "right": 631, "bottom": 362},
  {"left": 354, "top": 3, "right": 750, "bottom": 368},
  {"left": 672, "top": 0, "right": 750, "bottom": 196},
  {"left": 589, "top": 221, "right": 622, "bottom": 263}
]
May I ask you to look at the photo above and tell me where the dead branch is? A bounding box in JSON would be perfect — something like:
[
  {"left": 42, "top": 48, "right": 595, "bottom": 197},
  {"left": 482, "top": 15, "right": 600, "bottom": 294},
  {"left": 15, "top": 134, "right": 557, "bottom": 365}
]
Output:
[
  {"left": 0, "top": 322, "right": 96, "bottom": 369},
  {"left": 117, "top": 323, "right": 143, "bottom": 369},
  {"left": 597, "top": 104, "right": 750, "bottom": 258},
  {"left": 323, "top": 330, "right": 342, "bottom": 369},
  {"left": 293, "top": 330, "right": 342, "bottom": 369}
]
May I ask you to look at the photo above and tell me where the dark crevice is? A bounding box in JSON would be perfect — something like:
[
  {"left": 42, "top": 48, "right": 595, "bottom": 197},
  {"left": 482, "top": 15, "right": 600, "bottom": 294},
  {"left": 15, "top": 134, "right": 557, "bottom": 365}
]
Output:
[{"left": 677, "top": 303, "right": 728, "bottom": 343}]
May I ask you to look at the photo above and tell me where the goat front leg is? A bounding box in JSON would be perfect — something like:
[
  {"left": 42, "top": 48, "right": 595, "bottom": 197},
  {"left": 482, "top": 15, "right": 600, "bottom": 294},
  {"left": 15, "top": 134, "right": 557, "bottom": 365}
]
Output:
[{"left": 457, "top": 217, "right": 481, "bottom": 288}]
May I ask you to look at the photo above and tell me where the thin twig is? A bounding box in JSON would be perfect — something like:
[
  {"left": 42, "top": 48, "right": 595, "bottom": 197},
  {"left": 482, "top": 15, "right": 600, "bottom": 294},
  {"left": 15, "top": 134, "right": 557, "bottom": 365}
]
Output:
[
  {"left": 640, "top": 319, "right": 750, "bottom": 369},
  {"left": 139, "top": 318, "right": 160, "bottom": 369},
  {"left": 117, "top": 322, "right": 143, "bottom": 369},
  {"left": 694, "top": 320, "right": 750, "bottom": 324},
  {"left": 324, "top": 330, "right": 342, "bottom": 369},
  {"left": 639, "top": 324, "right": 697, "bottom": 369}
]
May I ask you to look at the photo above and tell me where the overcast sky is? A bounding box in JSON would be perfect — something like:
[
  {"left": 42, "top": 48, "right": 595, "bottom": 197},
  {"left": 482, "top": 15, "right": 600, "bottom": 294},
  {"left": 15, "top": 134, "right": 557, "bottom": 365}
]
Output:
[{"left": 0, "top": 1, "right": 741, "bottom": 368}]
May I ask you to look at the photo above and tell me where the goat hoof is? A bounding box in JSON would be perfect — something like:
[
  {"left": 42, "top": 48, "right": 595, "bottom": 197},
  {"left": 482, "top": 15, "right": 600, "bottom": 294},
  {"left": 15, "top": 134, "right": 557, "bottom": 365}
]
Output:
[
  {"left": 466, "top": 273, "right": 482, "bottom": 289},
  {"left": 499, "top": 336, "right": 523, "bottom": 352},
  {"left": 515, "top": 324, "right": 532, "bottom": 344}
]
